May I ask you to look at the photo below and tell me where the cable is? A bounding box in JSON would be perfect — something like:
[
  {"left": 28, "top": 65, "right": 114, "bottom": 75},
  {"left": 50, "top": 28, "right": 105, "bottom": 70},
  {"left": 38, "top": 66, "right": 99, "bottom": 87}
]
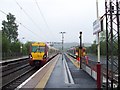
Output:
[
  {"left": 15, "top": 0, "right": 38, "bottom": 27},
  {"left": 34, "top": 0, "right": 49, "bottom": 29},
  {"left": 34, "top": 0, "right": 55, "bottom": 39},
  {"left": 18, "top": 23, "right": 41, "bottom": 40},
  {"left": 0, "top": 10, "right": 43, "bottom": 41},
  {"left": 14, "top": 0, "right": 46, "bottom": 41},
  {"left": 0, "top": 10, "right": 7, "bottom": 15}
]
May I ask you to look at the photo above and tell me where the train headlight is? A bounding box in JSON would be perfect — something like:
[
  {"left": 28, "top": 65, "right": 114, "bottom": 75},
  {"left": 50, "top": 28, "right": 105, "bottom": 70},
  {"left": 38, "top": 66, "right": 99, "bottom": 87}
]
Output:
[
  {"left": 29, "top": 54, "right": 33, "bottom": 59},
  {"left": 43, "top": 54, "right": 47, "bottom": 59}
]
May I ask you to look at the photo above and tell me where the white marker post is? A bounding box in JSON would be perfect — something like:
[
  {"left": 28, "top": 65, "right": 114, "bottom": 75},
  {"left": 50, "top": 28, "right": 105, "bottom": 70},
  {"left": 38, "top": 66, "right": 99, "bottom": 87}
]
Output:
[
  {"left": 93, "top": 19, "right": 101, "bottom": 63},
  {"left": 93, "top": 0, "right": 102, "bottom": 89}
]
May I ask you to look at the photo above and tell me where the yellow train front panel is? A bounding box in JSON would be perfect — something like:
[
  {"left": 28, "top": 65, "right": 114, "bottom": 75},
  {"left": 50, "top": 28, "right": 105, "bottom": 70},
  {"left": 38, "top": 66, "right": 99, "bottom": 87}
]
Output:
[
  {"left": 31, "top": 52, "right": 44, "bottom": 60},
  {"left": 29, "top": 42, "right": 47, "bottom": 66}
]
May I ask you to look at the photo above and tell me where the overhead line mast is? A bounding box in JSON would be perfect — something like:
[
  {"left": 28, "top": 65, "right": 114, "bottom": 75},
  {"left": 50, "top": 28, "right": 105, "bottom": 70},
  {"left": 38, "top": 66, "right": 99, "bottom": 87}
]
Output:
[
  {"left": 60, "top": 32, "right": 66, "bottom": 60},
  {"left": 105, "top": 0, "right": 119, "bottom": 89}
]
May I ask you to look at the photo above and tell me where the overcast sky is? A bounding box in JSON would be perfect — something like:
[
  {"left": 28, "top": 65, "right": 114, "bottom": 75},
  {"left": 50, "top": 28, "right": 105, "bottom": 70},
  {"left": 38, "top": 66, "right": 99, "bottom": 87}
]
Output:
[{"left": 0, "top": 0, "right": 105, "bottom": 43}]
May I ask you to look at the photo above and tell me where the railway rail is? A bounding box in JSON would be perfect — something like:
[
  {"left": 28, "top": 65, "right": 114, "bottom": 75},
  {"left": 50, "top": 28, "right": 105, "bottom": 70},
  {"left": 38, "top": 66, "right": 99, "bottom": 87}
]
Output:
[
  {"left": 2, "top": 66, "right": 36, "bottom": 89},
  {"left": 1, "top": 58, "right": 29, "bottom": 73},
  {"left": 1, "top": 57, "right": 37, "bottom": 89},
  {"left": 67, "top": 53, "right": 118, "bottom": 87},
  {"left": 1, "top": 54, "right": 58, "bottom": 89},
  {"left": 1, "top": 56, "right": 29, "bottom": 66}
]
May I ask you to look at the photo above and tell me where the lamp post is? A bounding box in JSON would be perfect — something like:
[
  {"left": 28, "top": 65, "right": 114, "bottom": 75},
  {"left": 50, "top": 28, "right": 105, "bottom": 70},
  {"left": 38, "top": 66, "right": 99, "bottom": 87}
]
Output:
[
  {"left": 60, "top": 32, "right": 66, "bottom": 60},
  {"left": 79, "top": 32, "right": 82, "bottom": 69}
]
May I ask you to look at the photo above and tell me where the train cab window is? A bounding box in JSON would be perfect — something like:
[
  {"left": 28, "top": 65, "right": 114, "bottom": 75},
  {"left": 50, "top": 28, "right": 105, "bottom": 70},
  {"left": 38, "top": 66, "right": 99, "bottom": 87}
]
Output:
[
  {"left": 39, "top": 47, "right": 45, "bottom": 52},
  {"left": 32, "top": 46, "right": 38, "bottom": 52},
  {"left": 32, "top": 46, "right": 45, "bottom": 53}
]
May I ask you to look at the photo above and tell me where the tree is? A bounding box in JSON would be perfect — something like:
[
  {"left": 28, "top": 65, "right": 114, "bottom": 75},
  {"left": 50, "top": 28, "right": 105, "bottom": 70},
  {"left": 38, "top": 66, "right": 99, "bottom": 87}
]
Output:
[
  {"left": 100, "top": 30, "right": 106, "bottom": 42},
  {"left": 10, "top": 41, "right": 21, "bottom": 53},
  {"left": 25, "top": 42, "right": 32, "bottom": 54},
  {"left": 91, "top": 40, "right": 97, "bottom": 55},
  {"left": 0, "top": 30, "right": 1, "bottom": 43},
  {"left": 86, "top": 40, "right": 97, "bottom": 55},
  {"left": 100, "top": 41, "right": 106, "bottom": 55},
  {"left": 99, "top": 30, "right": 106, "bottom": 55},
  {"left": 2, "top": 33, "right": 10, "bottom": 53},
  {"left": 0, "top": 32, "right": 1, "bottom": 60},
  {"left": 2, "top": 13, "right": 18, "bottom": 42}
]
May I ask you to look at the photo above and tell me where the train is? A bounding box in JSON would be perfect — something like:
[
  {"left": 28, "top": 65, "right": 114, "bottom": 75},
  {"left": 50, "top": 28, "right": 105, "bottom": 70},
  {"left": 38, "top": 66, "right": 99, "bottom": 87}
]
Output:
[
  {"left": 67, "top": 46, "right": 88, "bottom": 64},
  {"left": 29, "top": 42, "right": 59, "bottom": 67}
]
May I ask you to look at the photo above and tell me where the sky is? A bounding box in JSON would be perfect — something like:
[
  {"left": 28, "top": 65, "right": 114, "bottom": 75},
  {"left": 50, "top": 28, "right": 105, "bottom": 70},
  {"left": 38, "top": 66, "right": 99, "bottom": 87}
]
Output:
[{"left": 0, "top": 0, "right": 105, "bottom": 44}]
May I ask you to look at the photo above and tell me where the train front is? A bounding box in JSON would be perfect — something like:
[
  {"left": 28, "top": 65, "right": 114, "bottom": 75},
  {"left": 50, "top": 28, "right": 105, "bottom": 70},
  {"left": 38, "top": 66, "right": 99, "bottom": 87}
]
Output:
[{"left": 29, "top": 42, "right": 48, "bottom": 67}]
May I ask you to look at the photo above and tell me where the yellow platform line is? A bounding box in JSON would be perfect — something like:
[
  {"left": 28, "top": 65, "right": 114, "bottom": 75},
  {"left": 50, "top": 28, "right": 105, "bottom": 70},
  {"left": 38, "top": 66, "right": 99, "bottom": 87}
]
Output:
[
  {"left": 35, "top": 56, "right": 59, "bottom": 89},
  {"left": 65, "top": 54, "right": 80, "bottom": 69}
]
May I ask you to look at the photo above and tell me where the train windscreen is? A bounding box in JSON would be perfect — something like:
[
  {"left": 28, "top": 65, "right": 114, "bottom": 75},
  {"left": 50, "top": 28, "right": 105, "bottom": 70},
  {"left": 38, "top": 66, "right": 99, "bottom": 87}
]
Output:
[{"left": 32, "top": 46, "right": 45, "bottom": 53}]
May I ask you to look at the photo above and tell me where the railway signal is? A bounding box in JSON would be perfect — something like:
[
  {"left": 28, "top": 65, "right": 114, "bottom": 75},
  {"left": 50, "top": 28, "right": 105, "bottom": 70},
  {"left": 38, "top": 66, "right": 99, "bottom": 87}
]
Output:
[{"left": 79, "top": 31, "right": 82, "bottom": 69}]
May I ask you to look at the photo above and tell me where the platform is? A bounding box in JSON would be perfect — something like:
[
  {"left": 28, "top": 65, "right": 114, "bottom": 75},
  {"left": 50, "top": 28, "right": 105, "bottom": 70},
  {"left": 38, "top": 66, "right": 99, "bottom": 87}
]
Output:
[
  {"left": 44, "top": 54, "right": 97, "bottom": 89},
  {"left": 0, "top": 56, "right": 28, "bottom": 64},
  {"left": 17, "top": 54, "right": 97, "bottom": 89}
]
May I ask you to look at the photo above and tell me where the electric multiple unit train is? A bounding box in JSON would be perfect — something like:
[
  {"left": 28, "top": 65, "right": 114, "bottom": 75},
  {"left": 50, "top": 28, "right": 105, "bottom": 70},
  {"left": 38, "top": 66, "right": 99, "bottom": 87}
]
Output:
[
  {"left": 29, "top": 42, "right": 58, "bottom": 67},
  {"left": 67, "top": 46, "right": 87, "bottom": 61}
]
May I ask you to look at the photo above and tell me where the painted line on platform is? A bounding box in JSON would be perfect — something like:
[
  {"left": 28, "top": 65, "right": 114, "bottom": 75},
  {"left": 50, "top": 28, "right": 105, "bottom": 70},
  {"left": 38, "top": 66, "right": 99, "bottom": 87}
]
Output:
[
  {"left": 63, "top": 55, "right": 74, "bottom": 84},
  {"left": 63, "top": 58, "right": 69, "bottom": 84},
  {"left": 16, "top": 56, "right": 57, "bottom": 89},
  {"left": 35, "top": 55, "right": 60, "bottom": 88},
  {"left": 64, "top": 57, "right": 74, "bottom": 84},
  {"left": 65, "top": 54, "right": 80, "bottom": 69}
]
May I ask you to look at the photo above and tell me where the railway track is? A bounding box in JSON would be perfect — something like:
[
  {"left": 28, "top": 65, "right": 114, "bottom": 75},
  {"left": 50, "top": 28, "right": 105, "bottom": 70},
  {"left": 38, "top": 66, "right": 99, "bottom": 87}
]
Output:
[
  {"left": 1, "top": 54, "right": 59, "bottom": 89},
  {"left": 2, "top": 66, "right": 37, "bottom": 89},
  {"left": 86, "top": 58, "right": 118, "bottom": 87},
  {"left": 1, "top": 58, "right": 29, "bottom": 77},
  {"left": 1, "top": 59, "right": 28, "bottom": 71},
  {"left": 67, "top": 53, "right": 118, "bottom": 87},
  {"left": 0, "top": 58, "right": 38, "bottom": 89}
]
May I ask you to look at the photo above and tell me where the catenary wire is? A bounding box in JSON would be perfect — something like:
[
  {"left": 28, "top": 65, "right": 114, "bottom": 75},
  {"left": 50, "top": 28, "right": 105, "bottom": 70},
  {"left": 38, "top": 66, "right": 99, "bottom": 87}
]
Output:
[
  {"left": 34, "top": 0, "right": 55, "bottom": 38},
  {"left": 14, "top": 0, "right": 46, "bottom": 41},
  {"left": 0, "top": 9, "right": 44, "bottom": 41}
]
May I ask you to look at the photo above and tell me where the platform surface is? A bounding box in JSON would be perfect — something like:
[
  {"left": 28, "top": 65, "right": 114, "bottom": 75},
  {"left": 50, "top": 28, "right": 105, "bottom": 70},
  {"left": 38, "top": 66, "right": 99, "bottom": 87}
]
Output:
[
  {"left": 17, "top": 54, "right": 97, "bottom": 89},
  {"left": 44, "top": 54, "right": 97, "bottom": 89}
]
